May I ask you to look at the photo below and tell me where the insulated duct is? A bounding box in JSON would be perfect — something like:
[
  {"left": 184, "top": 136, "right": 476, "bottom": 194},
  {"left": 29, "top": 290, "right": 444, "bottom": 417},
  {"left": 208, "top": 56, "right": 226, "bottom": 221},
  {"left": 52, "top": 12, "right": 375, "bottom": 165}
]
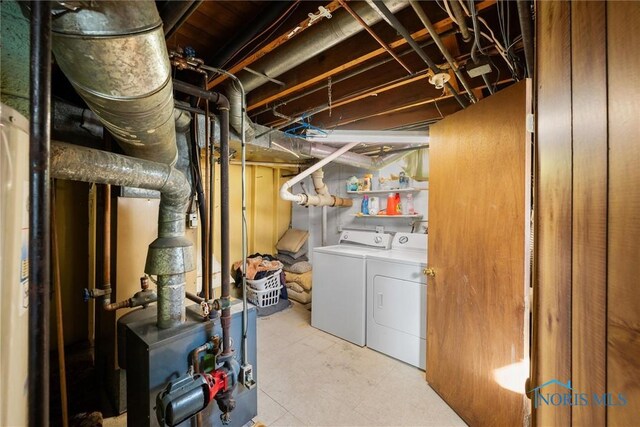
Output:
[
  {"left": 225, "top": 0, "right": 409, "bottom": 138},
  {"left": 50, "top": 142, "right": 194, "bottom": 328},
  {"left": 51, "top": 0, "right": 178, "bottom": 165}
]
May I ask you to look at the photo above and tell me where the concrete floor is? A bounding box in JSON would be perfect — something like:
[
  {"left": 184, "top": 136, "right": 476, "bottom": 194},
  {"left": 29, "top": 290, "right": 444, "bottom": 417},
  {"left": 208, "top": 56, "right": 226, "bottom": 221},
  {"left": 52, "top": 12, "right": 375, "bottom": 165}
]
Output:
[
  {"left": 105, "top": 301, "right": 466, "bottom": 426},
  {"left": 254, "top": 302, "right": 465, "bottom": 427}
]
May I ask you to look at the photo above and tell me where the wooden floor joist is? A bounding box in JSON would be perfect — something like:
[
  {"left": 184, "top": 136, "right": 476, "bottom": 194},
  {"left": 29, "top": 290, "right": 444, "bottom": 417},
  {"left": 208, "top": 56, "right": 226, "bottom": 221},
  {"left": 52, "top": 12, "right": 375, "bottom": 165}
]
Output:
[
  {"left": 206, "top": 0, "right": 343, "bottom": 89},
  {"left": 247, "top": 0, "right": 496, "bottom": 112}
]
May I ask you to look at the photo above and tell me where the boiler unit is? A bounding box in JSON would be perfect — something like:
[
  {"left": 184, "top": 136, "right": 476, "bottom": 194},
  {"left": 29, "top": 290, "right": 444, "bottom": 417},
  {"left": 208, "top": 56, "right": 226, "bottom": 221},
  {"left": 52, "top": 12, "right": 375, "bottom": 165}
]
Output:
[{"left": 121, "top": 301, "right": 257, "bottom": 427}]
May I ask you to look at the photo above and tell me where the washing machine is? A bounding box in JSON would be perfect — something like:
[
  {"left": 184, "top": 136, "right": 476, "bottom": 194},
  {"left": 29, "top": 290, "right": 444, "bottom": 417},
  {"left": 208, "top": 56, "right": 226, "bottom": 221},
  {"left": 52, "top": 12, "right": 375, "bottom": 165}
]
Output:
[
  {"left": 312, "top": 230, "right": 392, "bottom": 346},
  {"left": 366, "top": 232, "right": 427, "bottom": 369}
]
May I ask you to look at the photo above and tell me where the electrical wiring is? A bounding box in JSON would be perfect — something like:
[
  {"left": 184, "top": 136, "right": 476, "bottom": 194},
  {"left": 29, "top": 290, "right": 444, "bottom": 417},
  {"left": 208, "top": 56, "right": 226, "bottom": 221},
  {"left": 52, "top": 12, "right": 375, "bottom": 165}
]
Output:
[
  {"left": 443, "top": 0, "right": 458, "bottom": 24},
  {"left": 463, "top": 0, "right": 516, "bottom": 74}
]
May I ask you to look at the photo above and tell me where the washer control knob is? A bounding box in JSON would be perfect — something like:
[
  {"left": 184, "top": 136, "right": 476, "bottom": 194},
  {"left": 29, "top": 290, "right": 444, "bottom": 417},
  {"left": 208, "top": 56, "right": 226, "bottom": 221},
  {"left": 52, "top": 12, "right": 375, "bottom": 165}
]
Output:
[{"left": 374, "top": 236, "right": 382, "bottom": 244}]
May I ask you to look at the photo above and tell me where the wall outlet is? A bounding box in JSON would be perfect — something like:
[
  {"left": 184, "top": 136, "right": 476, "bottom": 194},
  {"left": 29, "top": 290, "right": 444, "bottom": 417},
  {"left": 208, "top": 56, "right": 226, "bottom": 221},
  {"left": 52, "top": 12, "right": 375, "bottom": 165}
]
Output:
[{"left": 375, "top": 226, "right": 384, "bottom": 233}]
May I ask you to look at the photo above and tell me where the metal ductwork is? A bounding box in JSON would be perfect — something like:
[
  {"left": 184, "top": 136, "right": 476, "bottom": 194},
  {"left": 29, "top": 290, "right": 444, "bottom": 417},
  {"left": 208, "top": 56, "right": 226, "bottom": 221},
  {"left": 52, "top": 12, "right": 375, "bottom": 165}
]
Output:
[
  {"left": 50, "top": 1, "right": 193, "bottom": 329},
  {"left": 226, "top": 0, "right": 409, "bottom": 138},
  {"left": 51, "top": 0, "right": 178, "bottom": 165},
  {"left": 50, "top": 142, "right": 194, "bottom": 328}
]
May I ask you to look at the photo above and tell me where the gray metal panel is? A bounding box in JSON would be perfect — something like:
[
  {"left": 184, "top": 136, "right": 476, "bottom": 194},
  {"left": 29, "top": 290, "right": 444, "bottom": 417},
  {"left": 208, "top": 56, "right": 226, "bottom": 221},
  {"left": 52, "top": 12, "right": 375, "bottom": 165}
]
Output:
[{"left": 126, "top": 302, "right": 257, "bottom": 427}]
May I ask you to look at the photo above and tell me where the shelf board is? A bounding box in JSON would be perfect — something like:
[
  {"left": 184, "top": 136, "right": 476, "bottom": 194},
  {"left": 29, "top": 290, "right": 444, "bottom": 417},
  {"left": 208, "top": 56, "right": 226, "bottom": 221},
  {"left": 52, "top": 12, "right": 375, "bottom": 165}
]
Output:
[
  {"left": 346, "top": 187, "right": 426, "bottom": 195},
  {"left": 353, "top": 214, "right": 423, "bottom": 218}
]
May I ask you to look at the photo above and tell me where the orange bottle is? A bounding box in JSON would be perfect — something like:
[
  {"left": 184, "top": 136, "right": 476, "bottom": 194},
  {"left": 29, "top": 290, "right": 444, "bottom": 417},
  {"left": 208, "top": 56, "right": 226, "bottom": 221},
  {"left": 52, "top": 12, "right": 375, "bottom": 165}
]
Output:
[{"left": 386, "top": 193, "right": 397, "bottom": 215}]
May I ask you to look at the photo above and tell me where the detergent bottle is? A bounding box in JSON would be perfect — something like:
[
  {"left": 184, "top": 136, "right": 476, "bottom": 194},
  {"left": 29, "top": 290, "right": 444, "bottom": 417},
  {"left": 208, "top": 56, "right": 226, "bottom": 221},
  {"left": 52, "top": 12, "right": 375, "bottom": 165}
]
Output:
[
  {"left": 361, "top": 195, "right": 369, "bottom": 215},
  {"left": 386, "top": 193, "right": 396, "bottom": 215}
]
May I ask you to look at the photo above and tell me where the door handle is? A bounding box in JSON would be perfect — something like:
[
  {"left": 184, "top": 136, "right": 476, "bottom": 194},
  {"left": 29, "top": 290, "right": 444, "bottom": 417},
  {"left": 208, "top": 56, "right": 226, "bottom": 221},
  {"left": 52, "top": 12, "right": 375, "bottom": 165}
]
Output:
[
  {"left": 377, "top": 292, "right": 383, "bottom": 308},
  {"left": 423, "top": 267, "right": 436, "bottom": 277}
]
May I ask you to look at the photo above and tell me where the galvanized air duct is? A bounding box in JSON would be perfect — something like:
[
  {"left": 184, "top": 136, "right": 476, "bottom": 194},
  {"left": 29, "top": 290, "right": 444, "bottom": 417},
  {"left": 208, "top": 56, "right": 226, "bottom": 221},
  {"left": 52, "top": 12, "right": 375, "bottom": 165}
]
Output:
[
  {"left": 50, "top": 1, "right": 193, "bottom": 329},
  {"left": 226, "top": 0, "right": 409, "bottom": 138},
  {"left": 51, "top": 0, "right": 178, "bottom": 165},
  {"left": 50, "top": 142, "right": 194, "bottom": 328}
]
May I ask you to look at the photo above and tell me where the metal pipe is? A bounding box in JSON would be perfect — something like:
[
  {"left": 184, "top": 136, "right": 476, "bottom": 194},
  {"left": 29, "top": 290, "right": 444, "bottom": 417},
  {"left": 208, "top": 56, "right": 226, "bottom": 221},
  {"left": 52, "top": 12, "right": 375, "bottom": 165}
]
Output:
[
  {"left": 171, "top": 80, "right": 234, "bottom": 357},
  {"left": 516, "top": 0, "right": 534, "bottom": 78},
  {"left": 202, "top": 69, "right": 252, "bottom": 374},
  {"left": 449, "top": 0, "right": 471, "bottom": 41},
  {"left": 251, "top": 32, "right": 453, "bottom": 118},
  {"left": 338, "top": 0, "right": 413, "bottom": 74},
  {"left": 51, "top": 0, "right": 178, "bottom": 165},
  {"left": 409, "top": 1, "right": 477, "bottom": 103},
  {"left": 371, "top": 1, "right": 469, "bottom": 108},
  {"left": 51, "top": 186, "right": 69, "bottom": 427},
  {"left": 219, "top": 107, "right": 232, "bottom": 356},
  {"left": 222, "top": 1, "right": 409, "bottom": 137},
  {"left": 204, "top": 102, "right": 211, "bottom": 302},
  {"left": 210, "top": 1, "right": 295, "bottom": 68},
  {"left": 50, "top": 142, "right": 194, "bottom": 329},
  {"left": 207, "top": 104, "right": 215, "bottom": 302},
  {"left": 160, "top": 0, "right": 202, "bottom": 38},
  {"left": 28, "top": 2, "right": 52, "bottom": 425},
  {"left": 102, "top": 184, "right": 112, "bottom": 305},
  {"left": 237, "top": 0, "right": 408, "bottom": 94}
]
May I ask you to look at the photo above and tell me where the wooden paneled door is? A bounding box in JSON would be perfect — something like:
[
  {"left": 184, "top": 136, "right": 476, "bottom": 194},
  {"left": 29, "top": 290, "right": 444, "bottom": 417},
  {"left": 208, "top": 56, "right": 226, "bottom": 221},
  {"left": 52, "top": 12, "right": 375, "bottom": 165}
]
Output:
[{"left": 426, "top": 81, "right": 531, "bottom": 426}]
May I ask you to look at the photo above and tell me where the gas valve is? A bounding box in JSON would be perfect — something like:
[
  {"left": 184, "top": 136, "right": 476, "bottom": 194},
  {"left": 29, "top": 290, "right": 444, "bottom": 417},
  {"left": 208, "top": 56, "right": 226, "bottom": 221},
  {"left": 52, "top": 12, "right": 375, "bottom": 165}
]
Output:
[{"left": 155, "top": 370, "right": 229, "bottom": 427}]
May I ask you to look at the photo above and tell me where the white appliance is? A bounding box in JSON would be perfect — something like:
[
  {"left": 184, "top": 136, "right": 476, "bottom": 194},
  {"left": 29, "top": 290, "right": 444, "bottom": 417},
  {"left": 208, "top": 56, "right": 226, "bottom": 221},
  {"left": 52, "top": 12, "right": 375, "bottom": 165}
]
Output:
[
  {"left": 312, "top": 230, "right": 392, "bottom": 346},
  {"left": 366, "top": 232, "right": 427, "bottom": 369},
  {"left": 0, "top": 103, "right": 30, "bottom": 426}
]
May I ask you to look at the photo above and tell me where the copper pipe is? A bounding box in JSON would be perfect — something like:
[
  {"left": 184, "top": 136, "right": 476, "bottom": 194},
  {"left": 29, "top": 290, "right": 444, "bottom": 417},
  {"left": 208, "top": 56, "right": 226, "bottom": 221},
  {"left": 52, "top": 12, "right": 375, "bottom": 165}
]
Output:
[
  {"left": 338, "top": 0, "right": 413, "bottom": 74},
  {"left": 51, "top": 185, "right": 69, "bottom": 427},
  {"left": 103, "top": 184, "right": 112, "bottom": 305}
]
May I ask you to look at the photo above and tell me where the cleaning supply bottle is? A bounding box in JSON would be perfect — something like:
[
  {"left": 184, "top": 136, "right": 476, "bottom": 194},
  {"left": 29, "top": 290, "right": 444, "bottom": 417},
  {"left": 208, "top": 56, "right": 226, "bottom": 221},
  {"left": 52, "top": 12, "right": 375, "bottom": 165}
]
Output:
[
  {"left": 395, "top": 192, "right": 402, "bottom": 215},
  {"left": 363, "top": 174, "right": 372, "bottom": 191},
  {"left": 386, "top": 193, "right": 396, "bottom": 215},
  {"left": 405, "top": 193, "right": 416, "bottom": 215},
  {"left": 361, "top": 194, "right": 369, "bottom": 215},
  {"left": 369, "top": 196, "right": 380, "bottom": 215}
]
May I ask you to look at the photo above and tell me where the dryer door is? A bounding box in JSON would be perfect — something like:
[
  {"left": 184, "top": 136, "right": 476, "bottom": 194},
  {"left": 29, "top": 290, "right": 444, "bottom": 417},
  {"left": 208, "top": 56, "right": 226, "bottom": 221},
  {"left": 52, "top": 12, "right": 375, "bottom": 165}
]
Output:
[{"left": 367, "top": 259, "right": 426, "bottom": 369}]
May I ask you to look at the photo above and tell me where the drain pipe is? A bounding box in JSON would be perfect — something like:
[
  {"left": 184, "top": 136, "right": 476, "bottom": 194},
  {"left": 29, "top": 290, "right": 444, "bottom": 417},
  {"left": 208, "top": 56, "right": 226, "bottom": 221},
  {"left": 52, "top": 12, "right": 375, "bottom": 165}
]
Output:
[
  {"left": 50, "top": 143, "right": 194, "bottom": 329},
  {"left": 449, "top": 0, "right": 471, "bottom": 42},
  {"left": 280, "top": 141, "right": 359, "bottom": 206},
  {"left": 371, "top": 0, "right": 469, "bottom": 108},
  {"left": 409, "top": 1, "right": 477, "bottom": 103}
]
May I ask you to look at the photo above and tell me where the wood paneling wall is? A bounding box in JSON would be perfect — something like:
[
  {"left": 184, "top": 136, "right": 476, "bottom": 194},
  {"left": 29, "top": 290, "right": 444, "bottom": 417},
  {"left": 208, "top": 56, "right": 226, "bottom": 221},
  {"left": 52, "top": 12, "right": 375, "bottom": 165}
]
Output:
[
  {"left": 535, "top": 1, "right": 640, "bottom": 425},
  {"left": 606, "top": 2, "right": 640, "bottom": 425},
  {"left": 535, "top": 2, "right": 573, "bottom": 424}
]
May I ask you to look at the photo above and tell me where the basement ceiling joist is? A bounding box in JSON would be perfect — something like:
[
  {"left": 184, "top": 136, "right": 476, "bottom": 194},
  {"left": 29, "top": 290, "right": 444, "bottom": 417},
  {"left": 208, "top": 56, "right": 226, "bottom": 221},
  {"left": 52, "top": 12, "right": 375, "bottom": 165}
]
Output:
[{"left": 50, "top": 0, "right": 527, "bottom": 139}]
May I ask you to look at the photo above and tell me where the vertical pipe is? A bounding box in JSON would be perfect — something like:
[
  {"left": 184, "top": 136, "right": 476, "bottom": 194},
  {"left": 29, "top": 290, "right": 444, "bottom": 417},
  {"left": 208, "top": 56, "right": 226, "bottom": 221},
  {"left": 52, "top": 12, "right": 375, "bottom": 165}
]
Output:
[
  {"left": 103, "top": 184, "right": 111, "bottom": 305},
  {"left": 219, "top": 108, "right": 232, "bottom": 355},
  {"left": 208, "top": 106, "right": 215, "bottom": 301},
  {"left": 203, "top": 105, "right": 211, "bottom": 301},
  {"left": 28, "top": 2, "right": 52, "bottom": 426},
  {"left": 51, "top": 186, "right": 69, "bottom": 427},
  {"left": 517, "top": 0, "right": 534, "bottom": 78}
]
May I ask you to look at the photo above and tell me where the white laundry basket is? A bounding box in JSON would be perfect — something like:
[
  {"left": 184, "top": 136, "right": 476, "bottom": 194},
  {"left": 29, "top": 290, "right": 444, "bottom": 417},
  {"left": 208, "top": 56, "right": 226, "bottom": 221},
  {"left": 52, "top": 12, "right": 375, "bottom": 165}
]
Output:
[{"left": 246, "top": 269, "right": 282, "bottom": 307}]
